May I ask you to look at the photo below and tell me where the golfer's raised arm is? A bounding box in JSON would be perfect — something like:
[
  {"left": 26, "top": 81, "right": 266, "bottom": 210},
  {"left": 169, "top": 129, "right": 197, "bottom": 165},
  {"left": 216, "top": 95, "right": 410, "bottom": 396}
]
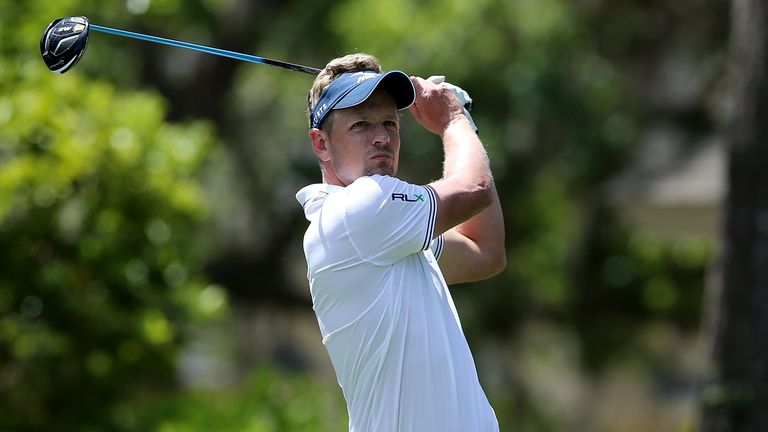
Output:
[
  {"left": 410, "top": 76, "right": 506, "bottom": 283},
  {"left": 409, "top": 77, "right": 494, "bottom": 235}
]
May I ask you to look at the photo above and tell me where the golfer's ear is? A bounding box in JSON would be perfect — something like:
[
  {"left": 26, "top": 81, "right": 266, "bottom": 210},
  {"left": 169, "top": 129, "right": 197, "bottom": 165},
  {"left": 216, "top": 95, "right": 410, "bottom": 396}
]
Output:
[{"left": 309, "top": 128, "right": 331, "bottom": 162}]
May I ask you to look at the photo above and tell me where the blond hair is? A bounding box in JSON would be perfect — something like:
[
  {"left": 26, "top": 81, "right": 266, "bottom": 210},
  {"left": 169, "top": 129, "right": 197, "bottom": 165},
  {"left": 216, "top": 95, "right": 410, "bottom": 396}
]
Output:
[{"left": 307, "top": 53, "right": 382, "bottom": 129}]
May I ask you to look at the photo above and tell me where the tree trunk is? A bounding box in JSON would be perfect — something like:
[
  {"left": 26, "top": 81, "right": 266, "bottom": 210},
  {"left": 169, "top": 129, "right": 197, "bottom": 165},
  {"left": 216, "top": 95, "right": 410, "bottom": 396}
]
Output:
[{"left": 700, "top": 0, "right": 768, "bottom": 431}]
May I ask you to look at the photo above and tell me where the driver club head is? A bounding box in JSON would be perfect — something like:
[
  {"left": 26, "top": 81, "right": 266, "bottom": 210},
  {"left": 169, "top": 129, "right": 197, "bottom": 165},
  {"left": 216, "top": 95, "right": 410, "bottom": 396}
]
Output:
[{"left": 40, "top": 16, "right": 90, "bottom": 74}]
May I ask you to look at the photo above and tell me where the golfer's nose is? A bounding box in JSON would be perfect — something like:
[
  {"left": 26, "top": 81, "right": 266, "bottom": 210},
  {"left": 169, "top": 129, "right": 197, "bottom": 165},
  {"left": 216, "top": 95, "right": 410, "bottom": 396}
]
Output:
[{"left": 372, "top": 124, "right": 390, "bottom": 147}]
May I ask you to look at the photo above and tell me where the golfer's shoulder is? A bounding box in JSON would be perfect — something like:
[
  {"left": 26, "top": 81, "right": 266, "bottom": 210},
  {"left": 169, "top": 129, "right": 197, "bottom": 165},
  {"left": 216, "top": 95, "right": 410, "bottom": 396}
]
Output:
[
  {"left": 344, "top": 175, "right": 405, "bottom": 208},
  {"left": 346, "top": 175, "right": 409, "bottom": 196}
]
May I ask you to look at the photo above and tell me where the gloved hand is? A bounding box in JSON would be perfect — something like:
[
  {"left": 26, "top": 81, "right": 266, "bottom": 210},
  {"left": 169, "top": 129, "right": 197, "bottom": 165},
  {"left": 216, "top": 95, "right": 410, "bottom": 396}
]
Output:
[{"left": 427, "top": 75, "right": 478, "bottom": 133}]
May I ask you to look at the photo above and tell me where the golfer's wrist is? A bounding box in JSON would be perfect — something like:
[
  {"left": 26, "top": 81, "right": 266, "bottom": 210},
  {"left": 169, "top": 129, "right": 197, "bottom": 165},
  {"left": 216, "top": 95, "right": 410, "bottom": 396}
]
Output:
[{"left": 441, "top": 115, "right": 476, "bottom": 140}]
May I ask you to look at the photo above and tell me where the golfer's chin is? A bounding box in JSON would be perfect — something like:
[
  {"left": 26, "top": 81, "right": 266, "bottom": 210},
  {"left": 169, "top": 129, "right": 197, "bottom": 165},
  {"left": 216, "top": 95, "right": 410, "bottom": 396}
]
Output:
[{"left": 365, "top": 164, "right": 395, "bottom": 178}]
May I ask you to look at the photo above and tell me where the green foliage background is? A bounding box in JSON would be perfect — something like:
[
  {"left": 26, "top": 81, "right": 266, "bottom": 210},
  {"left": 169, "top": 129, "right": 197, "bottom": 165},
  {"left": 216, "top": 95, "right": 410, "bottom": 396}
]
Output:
[
  {"left": 0, "top": 2, "right": 225, "bottom": 430},
  {"left": 0, "top": 0, "right": 725, "bottom": 430}
]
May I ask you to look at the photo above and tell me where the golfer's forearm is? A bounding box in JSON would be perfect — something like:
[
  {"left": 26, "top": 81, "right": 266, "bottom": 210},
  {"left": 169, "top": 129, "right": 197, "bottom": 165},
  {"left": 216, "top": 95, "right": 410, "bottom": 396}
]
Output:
[
  {"left": 425, "top": 94, "right": 495, "bottom": 235},
  {"left": 440, "top": 118, "right": 494, "bottom": 206},
  {"left": 442, "top": 120, "right": 505, "bottom": 272},
  {"left": 434, "top": 135, "right": 506, "bottom": 282}
]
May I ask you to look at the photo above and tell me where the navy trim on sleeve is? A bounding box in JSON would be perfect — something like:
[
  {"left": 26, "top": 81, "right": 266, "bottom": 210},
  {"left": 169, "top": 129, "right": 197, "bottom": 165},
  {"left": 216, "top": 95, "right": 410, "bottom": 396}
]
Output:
[
  {"left": 421, "top": 185, "right": 437, "bottom": 251},
  {"left": 434, "top": 234, "right": 445, "bottom": 260}
]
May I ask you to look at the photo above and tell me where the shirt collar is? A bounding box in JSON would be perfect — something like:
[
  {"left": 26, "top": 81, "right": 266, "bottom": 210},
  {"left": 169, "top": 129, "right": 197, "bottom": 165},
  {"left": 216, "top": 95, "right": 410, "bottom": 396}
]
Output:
[{"left": 295, "top": 183, "right": 343, "bottom": 219}]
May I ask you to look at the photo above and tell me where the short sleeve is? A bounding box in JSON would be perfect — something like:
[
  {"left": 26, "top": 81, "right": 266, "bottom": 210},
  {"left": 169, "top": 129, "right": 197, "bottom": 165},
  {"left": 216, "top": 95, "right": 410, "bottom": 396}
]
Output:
[
  {"left": 343, "top": 175, "right": 437, "bottom": 265},
  {"left": 429, "top": 234, "right": 445, "bottom": 261}
]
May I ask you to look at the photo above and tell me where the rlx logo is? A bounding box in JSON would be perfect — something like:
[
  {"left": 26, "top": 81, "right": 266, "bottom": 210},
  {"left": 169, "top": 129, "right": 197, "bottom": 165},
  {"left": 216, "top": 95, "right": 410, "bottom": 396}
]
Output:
[{"left": 391, "top": 193, "right": 424, "bottom": 202}]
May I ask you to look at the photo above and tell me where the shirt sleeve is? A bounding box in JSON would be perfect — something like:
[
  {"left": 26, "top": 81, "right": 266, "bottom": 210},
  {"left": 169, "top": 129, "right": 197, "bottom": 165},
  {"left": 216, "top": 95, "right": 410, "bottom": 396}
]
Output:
[
  {"left": 342, "top": 175, "right": 438, "bottom": 265},
  {"left": 429, "top": 234, "right": 445, "bottom": 261}
]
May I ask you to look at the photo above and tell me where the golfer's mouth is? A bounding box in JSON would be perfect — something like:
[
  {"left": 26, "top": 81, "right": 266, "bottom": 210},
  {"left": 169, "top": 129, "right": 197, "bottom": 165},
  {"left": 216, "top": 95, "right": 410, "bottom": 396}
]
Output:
[{"left": 369, "top": 153, "right": 392, "bottom": 161}]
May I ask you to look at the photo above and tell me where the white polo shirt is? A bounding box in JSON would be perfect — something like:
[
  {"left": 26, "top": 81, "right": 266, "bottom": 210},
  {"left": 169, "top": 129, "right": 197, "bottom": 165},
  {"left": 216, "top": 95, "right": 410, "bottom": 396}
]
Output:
[{"left": 296, "top": 175, "right": 498, "bottom": 432}]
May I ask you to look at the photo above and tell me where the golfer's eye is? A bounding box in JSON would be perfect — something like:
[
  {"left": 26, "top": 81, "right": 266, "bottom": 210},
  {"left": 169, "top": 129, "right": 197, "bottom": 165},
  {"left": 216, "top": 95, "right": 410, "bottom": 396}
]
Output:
[
  {"left": 351, "top": 121, "right": 368, "bottom": 129},
  {"left": 384, "top": 120, "right": 398, "bottom": 128}
]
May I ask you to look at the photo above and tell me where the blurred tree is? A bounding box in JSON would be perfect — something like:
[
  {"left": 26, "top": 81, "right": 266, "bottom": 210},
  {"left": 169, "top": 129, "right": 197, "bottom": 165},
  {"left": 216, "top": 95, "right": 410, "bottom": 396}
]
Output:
[
  {"left": 111, "top": 0, "right": 723, "bottom": 429},
  {"left": 700, "top": 0, "right": 768, "bottom": 430},
  {"left": 0, "top": 2, "right": 226, "bottom": 430},
  {"left": 0, "top": 0, "right": 730, "bottom": 430},
  {"left": 133, "top": 367, "right": 347, "bottom": 431}
]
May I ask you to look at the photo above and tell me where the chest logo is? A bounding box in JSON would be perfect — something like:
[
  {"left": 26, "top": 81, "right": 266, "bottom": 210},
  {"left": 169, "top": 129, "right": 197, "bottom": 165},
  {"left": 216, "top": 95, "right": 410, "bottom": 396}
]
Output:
[{"left": 391, "top": 193, "right": 424, "bottom": 202}]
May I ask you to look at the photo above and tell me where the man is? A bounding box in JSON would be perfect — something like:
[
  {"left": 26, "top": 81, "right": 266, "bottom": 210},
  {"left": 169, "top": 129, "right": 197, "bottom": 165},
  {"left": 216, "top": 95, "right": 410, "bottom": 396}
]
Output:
[{"left": 296, "top": 53, "right": 505, "bottom": 431}]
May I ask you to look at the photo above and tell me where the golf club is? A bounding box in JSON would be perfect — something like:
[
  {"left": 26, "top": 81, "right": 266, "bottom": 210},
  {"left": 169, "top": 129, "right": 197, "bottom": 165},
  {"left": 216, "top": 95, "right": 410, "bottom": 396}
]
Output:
[{"left": 40, "top": 16, "right": 321, "bottom": 75}]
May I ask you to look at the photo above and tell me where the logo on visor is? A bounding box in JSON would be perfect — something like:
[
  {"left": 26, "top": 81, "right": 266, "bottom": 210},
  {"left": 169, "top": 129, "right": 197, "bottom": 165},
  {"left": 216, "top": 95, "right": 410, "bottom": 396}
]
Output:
[
  {"left": 354, "top": 72, "right": 377, "bottom": 84},
  {"left": 313, "top": 103, "right": 327, "bottom": 126}
]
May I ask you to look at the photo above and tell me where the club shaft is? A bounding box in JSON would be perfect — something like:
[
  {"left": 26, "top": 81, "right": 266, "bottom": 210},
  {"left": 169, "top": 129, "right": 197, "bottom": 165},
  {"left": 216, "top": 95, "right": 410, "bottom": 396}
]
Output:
[{"left": 89, "top": 24, "right": 321, "bottom": 75}]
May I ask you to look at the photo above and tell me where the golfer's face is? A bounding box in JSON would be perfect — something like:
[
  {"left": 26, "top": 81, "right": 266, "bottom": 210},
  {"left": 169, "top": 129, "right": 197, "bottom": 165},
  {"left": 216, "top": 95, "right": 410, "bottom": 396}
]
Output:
[{"left": 327, "top": 89, "right": 401, "bottom": 184}]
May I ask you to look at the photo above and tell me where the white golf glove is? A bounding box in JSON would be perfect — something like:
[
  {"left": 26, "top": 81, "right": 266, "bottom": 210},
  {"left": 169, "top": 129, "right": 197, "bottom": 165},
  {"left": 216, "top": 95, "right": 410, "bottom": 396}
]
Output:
[{"left": 427, "top": 75, "right": 478, "bottom": 133}]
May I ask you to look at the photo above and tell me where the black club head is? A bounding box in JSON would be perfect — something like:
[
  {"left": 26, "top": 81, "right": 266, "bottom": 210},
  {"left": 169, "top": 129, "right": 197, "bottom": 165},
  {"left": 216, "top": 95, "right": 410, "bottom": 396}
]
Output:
[{"left": 40, "top": 16, "right": 90, "bottom": 74}]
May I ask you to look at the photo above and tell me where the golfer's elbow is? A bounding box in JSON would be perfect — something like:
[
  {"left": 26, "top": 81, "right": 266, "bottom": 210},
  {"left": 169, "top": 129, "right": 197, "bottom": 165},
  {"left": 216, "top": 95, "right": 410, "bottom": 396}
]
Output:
[
  {"left": 465, "top": 246, "right": 506, "bottom": 282},
  {"left": 466, "top": 178, "right": 494, "bottom": 211},
  {"left": 445, "top": 178, "right": 494, "bottom": 217},
  {"left": 483, "top": 242, "right": 507, "bottom": 278}
]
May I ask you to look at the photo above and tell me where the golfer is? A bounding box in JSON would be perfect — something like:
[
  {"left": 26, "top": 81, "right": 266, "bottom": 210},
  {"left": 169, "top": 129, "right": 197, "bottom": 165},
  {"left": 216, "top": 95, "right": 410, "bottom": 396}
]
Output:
[{"left": 296, "top": 53, "right": 505, "bottom": 431}]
